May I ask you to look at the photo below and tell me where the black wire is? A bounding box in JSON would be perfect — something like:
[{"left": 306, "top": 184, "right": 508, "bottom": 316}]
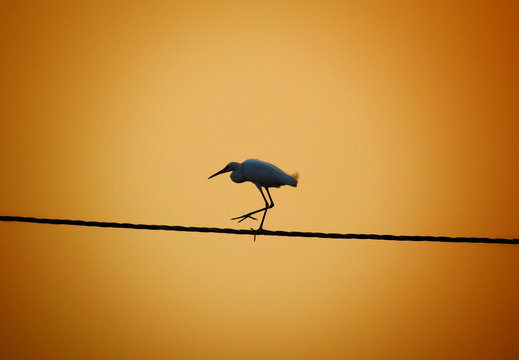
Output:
[{"left": 1, "top": 215, "right": 517, "bottom": 244}]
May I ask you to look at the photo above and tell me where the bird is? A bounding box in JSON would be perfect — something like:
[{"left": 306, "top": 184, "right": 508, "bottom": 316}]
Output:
[{"left": 208, "top": 159, "right": 298, "bottom": 231}]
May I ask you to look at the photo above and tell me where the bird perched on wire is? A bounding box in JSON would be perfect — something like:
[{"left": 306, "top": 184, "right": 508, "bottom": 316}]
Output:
[{"left": 208, "top": 159, "right": 299, "bottom": 232}]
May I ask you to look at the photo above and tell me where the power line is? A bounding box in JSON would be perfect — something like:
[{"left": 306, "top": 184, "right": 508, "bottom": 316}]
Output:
[{"left": 1, "top": 215, "right": 517, "bottom": 244}]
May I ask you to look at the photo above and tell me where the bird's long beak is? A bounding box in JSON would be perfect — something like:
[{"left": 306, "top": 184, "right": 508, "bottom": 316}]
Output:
[{"left": 208, "top": 167, "right": 228, "bottom": 179}]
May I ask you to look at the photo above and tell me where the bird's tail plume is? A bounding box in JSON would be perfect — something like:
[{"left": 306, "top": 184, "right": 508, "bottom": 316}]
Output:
[{"left": 290, "top": 172, "right": 299, "bottom": 187}]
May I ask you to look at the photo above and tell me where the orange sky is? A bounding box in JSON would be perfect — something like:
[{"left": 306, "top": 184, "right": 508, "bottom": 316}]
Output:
[{"left": 1, "top": 1, "right": 518, "bottom": 359}]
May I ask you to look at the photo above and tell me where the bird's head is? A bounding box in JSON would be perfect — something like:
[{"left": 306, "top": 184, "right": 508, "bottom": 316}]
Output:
[{"left": 208, "top": 162, "right": 240, "bottom": 179}]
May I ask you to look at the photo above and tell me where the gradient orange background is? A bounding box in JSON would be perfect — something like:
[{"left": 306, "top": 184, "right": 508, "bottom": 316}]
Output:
[{"left": 1, "top": 1, "right": 518, "bottom": 359}]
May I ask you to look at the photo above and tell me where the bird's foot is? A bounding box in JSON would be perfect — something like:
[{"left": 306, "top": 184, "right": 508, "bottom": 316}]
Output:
[
  {"left": 231, "top": 213, "right": 257, "bottom": 223},
  {"left": 231, "top": 207, "right": 268, "bottom": 223},
  {"left": 251, "top": 227, "right": 265, "bottom": 242}
]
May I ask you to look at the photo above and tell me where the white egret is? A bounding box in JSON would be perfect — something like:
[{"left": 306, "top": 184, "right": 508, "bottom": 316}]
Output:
[{"left": 208, "top": 159, "right": 299, "bottom": 230}]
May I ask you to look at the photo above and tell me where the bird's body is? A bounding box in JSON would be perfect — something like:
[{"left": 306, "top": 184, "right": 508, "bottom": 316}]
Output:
[
  {"left": 229, "top": 159, "right": 298, "bottom": 188},
  {"left": 208, "top": 159, "right": 298, "bottom": 233}
]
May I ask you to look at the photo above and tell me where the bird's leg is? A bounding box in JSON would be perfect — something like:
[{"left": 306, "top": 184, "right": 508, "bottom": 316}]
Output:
[
  {"left": 231, "top": 186, "right": 270, "bottom": 224},
  {"left": 258, "top": 188, "right": 274, "bottom": 230}
]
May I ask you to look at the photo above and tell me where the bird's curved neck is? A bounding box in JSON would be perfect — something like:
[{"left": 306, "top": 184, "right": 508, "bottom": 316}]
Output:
[{"left": 230, "top": 167, "right": 247, "bottom": 183}]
